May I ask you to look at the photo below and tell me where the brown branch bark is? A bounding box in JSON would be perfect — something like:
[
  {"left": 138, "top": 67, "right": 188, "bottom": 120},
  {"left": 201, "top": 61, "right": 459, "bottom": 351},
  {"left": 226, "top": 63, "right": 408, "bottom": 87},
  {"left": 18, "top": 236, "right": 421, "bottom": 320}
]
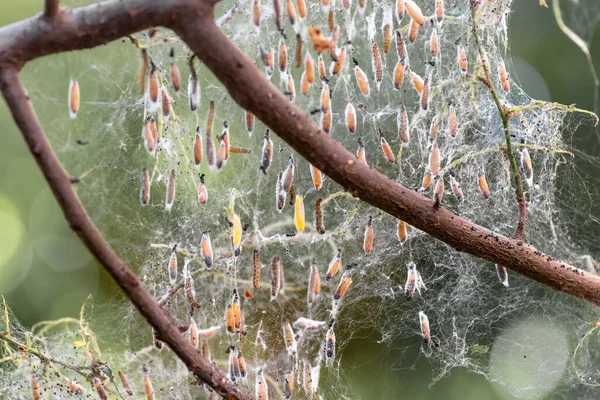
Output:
[
  {"left": 0, "top": 5, "right": 598, "bottom": 396},
  {"left": 44, "top": 0, "right": 60, "bottom": 18},
  {"left": 0, "top": 68, "right": 245, "bottom": 400},
  {"left": 174, "top": 16, "right": 600, "bottom": 306}
]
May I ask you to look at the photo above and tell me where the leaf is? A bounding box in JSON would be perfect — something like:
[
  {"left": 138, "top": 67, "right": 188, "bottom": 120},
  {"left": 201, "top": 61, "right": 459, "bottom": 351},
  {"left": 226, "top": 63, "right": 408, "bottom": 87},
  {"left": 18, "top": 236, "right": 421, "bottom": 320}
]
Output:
[{"left": 469, "top": 344, "right": 489, "bottom": 354}]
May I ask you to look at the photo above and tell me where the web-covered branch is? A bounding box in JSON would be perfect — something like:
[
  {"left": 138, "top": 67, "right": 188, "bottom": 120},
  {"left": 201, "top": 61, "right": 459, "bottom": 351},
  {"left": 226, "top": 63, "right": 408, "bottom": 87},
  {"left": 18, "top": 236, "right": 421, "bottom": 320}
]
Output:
[{"left": 0, "top": 68, "right": 247, "bottom": 400}]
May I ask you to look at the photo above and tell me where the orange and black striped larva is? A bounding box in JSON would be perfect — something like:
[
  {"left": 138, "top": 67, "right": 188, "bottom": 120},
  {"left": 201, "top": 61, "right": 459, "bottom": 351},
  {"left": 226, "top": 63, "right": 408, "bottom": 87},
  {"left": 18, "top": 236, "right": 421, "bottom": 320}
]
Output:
[
  {"left": 395, "top": 29, "right": 407, "bottom": 63},
  {"left": 144, "top": 369, "right": 155, "bottom": 400},
  {"left": 325, "top": 323, "right": 336, "bottom": 366},
  {"left": 318, "top": 54, "right": 327, "bottom": 81},
  {"left": 169, "top": 48, "right": 180, "bottom": 92},
  {"left": 396, "top": 0, "right": 405, "bottom": 22},
  {"left": 420, "top": 170, "right": 433, "bottom": 192},
  {"left": 161, "top": 87, "right": 171, "bottom": 117},
  {"left": 194, "top": 127, "right": 203, "bottom": 165},
  {"left": 315, "top": 197, "right": 326, "bottom": 234},
  {"left": 498, "top": 59, "right": 510, "bottom": 92},
  {"left": 189, "top": 316, "right": 199, "bottom": 348},
  {"left": 201, "top": 231, "right": 213, "bottom": 269},
  {"left": 321, "top": 82, "right": 330, "bottom": 112},
  {"left": 226, "top": 303, "right": 235, "bottom": 334},
  {"left": 397, "top": 219, "right": 408, "bottom": 244},
  {"left": 429, "top": 116, "right": 438, "bottom": 143},
  {"left": 521, "top": 148, "right": 533, "bottom": 187},
  {"left": 428, "top": 140, "right": 440, "bottom": 176},
  {"left": 307, "top": 263, "right": 321, "bottom": 304},
  {"left": 419, "top": 311, "right": 431, "bottom": 342},
  {"left": 363, "top": 215, "right": 374, "bottom": 254},
  {"left": 260, "top": 129, "right": 273, "bottom": 174},
  {"left": 256, "top": 370, "right": 269, "bottom": 400},
  {"left": 253, "top": 249, "right": 261, "bottom": 289},
  {"left": 274, "top": 0, "right": 282, "bottom": 32},
  {"left": 326, "top": 248, "right": 342, "bottom": 281},
  {"left": 282, "top": 321, "right": 297, "bottom": 355},
  {"left": 298, "top": 0, "right": 307, "bottom": 18},
  {"left": 245, "top": 110, "right": 255, "bottom": 136},
  {"left": 205, "top": 101, "right": 216, "bottom": 168},
  {"left": 253, "top": 0, "right": 260, "bottom": 27},
  {"left": 345, "top": 103, "right": 356, "bottom": 133},
  {"left": 433, "top": 176, "right": 445, "bottom": 209},
  {"left": 148, "top": 62, "right": 160, "bottom": 105},
  {"left": 287, "top": 0, "right": 297, "bottom": 25},
  {"left": 380, "top": 135, "right": 395, "bottom": 164},
  {"left": 398, "top": 106, "right": 409, "bottom": 143},
  {"left": 457, "top": 44, "right": 468, "bottom": 75},
  {"left": 118, "top": 370, "right": 135, "bottom": 396},
  {"left": 188, "top": 67, "right": 200, "bottom": 112},
  {"left": 330, "top": 46, "right": 347, "bottom": 75},
  {"left": 301, "top": 70, "right": 310, "bottom": 95},
  {"left": 139, "top": 48, "right": 149, "bottom": 95},
  {"left": 409, "top": 18, "right": 419, "bottom": 42},
  {"left": 436, "top": 0, "right": 445, "bottom": 23},
  {"left": 281, "top": 157, "right": 295, "bottom": 192},
  {"left": 140, "top": 168, "right": 150, "bottom": 206},
  {"left": 372, "top": 40, "right": 383, "bottom": 88},
  {"left": 496, "top": 264, "right": 509, "bottom": 287},
  {"left": 305, "top": 52, "right": 316, "bottom": 83},
  {"left": 310, "top": 164, "right": 323, "bottom": 190},
  {"left": 165, "top": 169, "right": 176, "bottom": 211},
  {"left": 356, "top": 137, "right": 367, "bottom": 165},
  {"left": 279, "top": 38, "right": 288, "bottom": 74},
  {"left": 68, "top": 79, "right": 80, "bottom": 119},
  {"left": 448, "top": 105, "right": 458, "bottom": 137},
  {"left": 31, "top": 375, "right": 41, "bottom": 400},
  {"left": 276, "top": 172, "right": 286, "bottom": 212},
  {"left": 478, "top": 169, "right": 491, "bottom": 199},
  {"left": 284, "top": 370, "right": 295, "bottom": 399},
  {"left": 167, "top": 245, "right": 178, "bottom": 285},
  {"left": 198, "top": 174, "right": 208, "bottom": 204},
  {"left": 393, "top": 61, "right": 405, "bottom": 89},
  {"left": 93, "top": 377, "right": 108, "bottom": 400},
  {"left": 410, "top": 71, "right": 424, "bottom": 94},
  {"left": 430, "top": 28, "right": 439, "bottom": 57},
  {"left": 420, "top": 75, "right": 431, "bottom": 111},
  {"left": 355, "top": 65, "right": 370, "bottom": 96},
  {"left": 450, "top": 174, "right": 464, "bottom": 202},
  {"left": 271, "top": 255, "right": 281, "bottom": 300},
  {"left": 334, "top": 264, "right": 355, "bottom": 301},
  {"left": 405, "top": 0, "right": 424, "bottom": 25}
]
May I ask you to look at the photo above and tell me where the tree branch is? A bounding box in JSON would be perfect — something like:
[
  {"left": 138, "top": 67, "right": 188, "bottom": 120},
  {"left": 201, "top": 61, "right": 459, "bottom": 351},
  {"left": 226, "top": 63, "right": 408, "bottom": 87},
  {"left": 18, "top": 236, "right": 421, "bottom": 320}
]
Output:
[
  {"left": 0, "top": 3, "right": 598, "bottom": 394},
  {"left": 174, "top": 16, "right": 600, "bottom": 306},
  {"left": 44, "top": 0, "right": 60, "bottom": 18},
  {"left": 0, "top": 68, "right": 246, "bottom": 400}
]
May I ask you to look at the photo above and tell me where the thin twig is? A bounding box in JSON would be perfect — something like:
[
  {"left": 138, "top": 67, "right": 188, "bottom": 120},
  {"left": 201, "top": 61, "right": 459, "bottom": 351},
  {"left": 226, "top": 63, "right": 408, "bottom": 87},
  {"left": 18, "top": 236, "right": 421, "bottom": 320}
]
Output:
[
  {"left": 44, "top": 0, "right": 60, "bottom": 18},
  {"left": 0, "top": 331, "right": 89, "bottom": 379},
  {"left": 470, "top": 1, "right": 527, "bottom": 241}
]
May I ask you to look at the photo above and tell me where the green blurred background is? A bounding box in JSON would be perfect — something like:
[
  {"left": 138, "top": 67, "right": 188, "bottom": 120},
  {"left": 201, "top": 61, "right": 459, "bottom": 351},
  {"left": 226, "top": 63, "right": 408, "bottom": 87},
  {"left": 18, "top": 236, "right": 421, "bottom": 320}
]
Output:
[{"left": 1, "top": 1, "right": 599, "bottom": 399}]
